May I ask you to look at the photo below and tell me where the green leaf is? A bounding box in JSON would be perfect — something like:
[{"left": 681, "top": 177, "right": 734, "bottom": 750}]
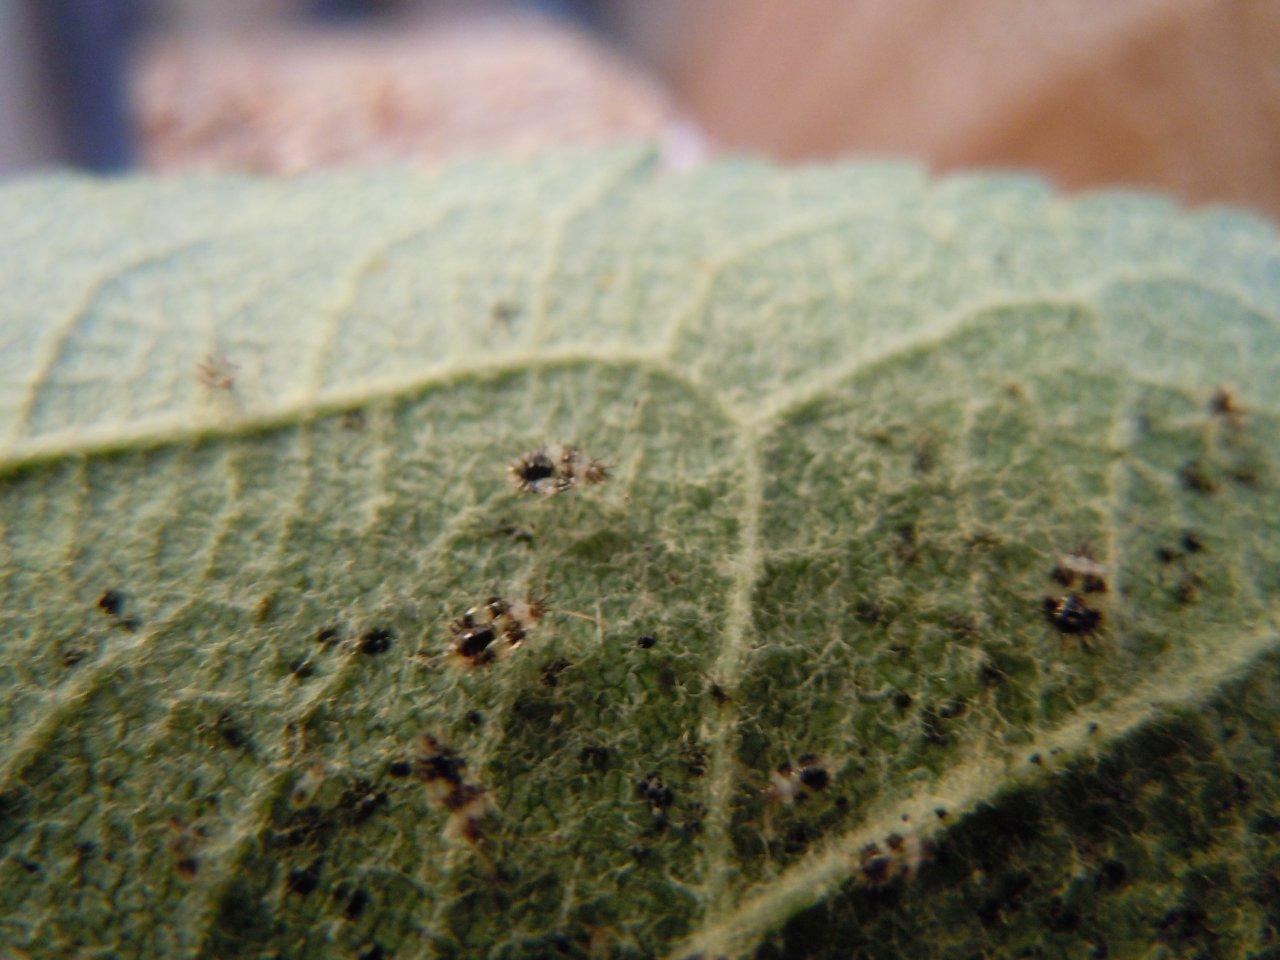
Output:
[{"left": 1, "top": 149, "right": 1278, "bottom": 959}]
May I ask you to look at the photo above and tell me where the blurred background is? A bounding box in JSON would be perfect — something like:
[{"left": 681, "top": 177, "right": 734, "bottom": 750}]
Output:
[{"left": 3, "top": 0, "right": 1279, "bottom": 217}]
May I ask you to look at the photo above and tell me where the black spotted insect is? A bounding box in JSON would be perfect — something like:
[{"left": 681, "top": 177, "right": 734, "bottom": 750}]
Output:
[
  {"left": 509, "top": 444, "right": 609, "bottom": 496},
  {"left": 447, "top": 596, "right": 545, "bottom": 667}
]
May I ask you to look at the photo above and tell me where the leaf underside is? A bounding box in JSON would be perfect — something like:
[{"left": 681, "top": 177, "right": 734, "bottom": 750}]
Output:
[{"left": 0, "top": 150, "right": 1278, "bottom": 960}]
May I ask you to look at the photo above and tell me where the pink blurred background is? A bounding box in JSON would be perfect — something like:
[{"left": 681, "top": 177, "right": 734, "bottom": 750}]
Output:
[{"left": 5, "top": 0, "right": 1280, "bottom": 217}]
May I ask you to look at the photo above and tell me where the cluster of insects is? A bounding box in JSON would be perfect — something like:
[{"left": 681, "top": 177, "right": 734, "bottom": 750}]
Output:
[
  {"left": 508, "top": 444, "right": 609, "bottom": 496},
  {"left": 446, "top": 595, "right": 546, "bottom": 667},
  {"left": 1042, "top": 546, "right": 1107, "bottom": 646},
  {"left": 414, "top": 734, "right": 488, "bottom": 843},
  {"left": 767, "top": 755, "right": 832, "bottom": 805}
]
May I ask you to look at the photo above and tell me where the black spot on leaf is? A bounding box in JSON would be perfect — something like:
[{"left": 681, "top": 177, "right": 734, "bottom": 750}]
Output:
[{"left": 358, "top": 628, "right": 393, "bottom": 655}]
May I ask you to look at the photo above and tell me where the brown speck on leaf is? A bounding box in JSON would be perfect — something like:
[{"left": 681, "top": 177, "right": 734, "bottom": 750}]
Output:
[
  {"left": 1209, "top": 386, "right": 1245, "bottom": 428},
  {"left": 1227, "top": 459, "right": 1264, "bottom": 487},
  {"left": 1050, "top": 546, "right": 1108, "bottom": 593},
  {"left": 1082, "top": 574, "right": 1108, "bottom": 594},
  {"left": 861, "top": 848, "right": 894, "bottom": 885},
  {"left": 892, "top": 521, "right": 920, "bottom": 564},
  {"left": 197, "top": 352, "right": 236, "bottom": 391},
  {"left": 415, "top": 734, "right": 489, "bottom": 840},
  {"left": 205, "top": 710, "right": 251, "bottom": 751},
  {"left": 253, "top": 593, "right": 276, "bottom": 623},
  {"left": 1180, "top": 530, "right": 1205, "bottom": 553},
  {"left": 1178, "top": 459, "right": 1218, "bottom": 494},
  {"left": 60, "top": 641, "right": 92, "bottom": 668},
  {"left": 490, "top": 300, "right": 521, "bottom": 327},
  {"left": 912, "top": 435, "right": 938, "bottom": 475},
  {"left": 315, "top": 626, "right": 342, "bottom": 648},
  {"left": 1173, "top": 572, "right": 1203, "bottom": 604},
  {"left": 493, "top": 523, "right": 535, "bottom": 546}
]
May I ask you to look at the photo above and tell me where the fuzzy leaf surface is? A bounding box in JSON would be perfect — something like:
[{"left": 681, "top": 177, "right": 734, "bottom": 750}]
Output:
[{"left": 1, "top": 150, "right": 1279, "bottom": 959}]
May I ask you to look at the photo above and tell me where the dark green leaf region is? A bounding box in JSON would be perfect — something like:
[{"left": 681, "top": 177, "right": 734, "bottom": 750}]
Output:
[{"left": 1, "top": 150, "right": 1278, "bottom": 959}]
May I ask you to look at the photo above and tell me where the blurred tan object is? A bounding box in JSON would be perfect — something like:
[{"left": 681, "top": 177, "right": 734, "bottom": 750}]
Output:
[
  {"left": 648, "top": 0, "right": 1280, "bottom": 218},
  {"left": 134, "top": 12, "right": 704, "bottom": 173}
]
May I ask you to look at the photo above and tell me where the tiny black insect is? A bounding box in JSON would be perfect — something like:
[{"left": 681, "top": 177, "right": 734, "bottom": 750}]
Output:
[
  {"left": 97, "top": 589, "right": 124, "bottom": 616},
  {"left": 358, "top": 628, "right": 393, "bottom": 655},
  {"left": 1043, "top": 594, "right": 1102, "bottom": 637},
  {"left": 580, "top": 745, "right": 610, "bottom": 772},
  {"left": 343, "top": 888, "right": 370, "bottom": 920},
  {"left": 509, "top": 444, "right": 609, "bottom": 496},
  {"left": 799, "top": 765, "right": 830, "bottom": 791},
  {"left": 636, "top": 635, "right": 657, "bottom": 649},
  {"left": 447, "top": 597, "right": 545, "bottom": 667},
  {"left": 287, "top": 864, "right": 320, "bottom": 895},
  {"left": 1179, "top": 530, "right": 1205, "bottom": 554}
]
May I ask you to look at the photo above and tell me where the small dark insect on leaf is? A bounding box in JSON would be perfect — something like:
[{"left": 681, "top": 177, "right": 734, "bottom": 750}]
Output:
[
  {"left": 636, "top": 773, "right": 674, "bottom": 811},
  {"left": 358, "top": 628, "right": 393, "bottom": 655},
  {"left": 1209, "top": 386, "right": 1244, "bottom": 425},
  {"left": 509, "top": 444, "right": 609, "bottom": 496},
  {"left": 579, "top": 745, "right": 610, "bottom": 772},
  {"left": 340, "top": 782, "right": 388, "bottom": 825},
  {"left": 1050, "top": 565, "right": 1074, "bottom": 587},
  {"left": 1081, "top": 574, "right": 1108, "bottom": 594},
  {"left": 1043, "top": 594, "right": 1102, "bottom": 638},
  {"left": 636, "top": 635, "right": 657, "bottom": 649},
  {"left": 540, "top": 658, "right": 571, "bottom": 688},
  {"left": 287, "top": 864, "right": 320, "bottom": 895},
  {"left": 315, "top": 626, "right": 341, "bottom": 647},
  {"left": 861, "top": 846, "right": 894, "bottom": 885},
  {"left": 210, "top": 711, "right": 250, "bottom": 751},
  {"left": 448, "top": 597, "right": 544, "bottom": 667},
  {"left": 709, "top": 683, "right": 730, "bottom": 705},
  {"left": 1180, "top": 530, "right": 1205, "bottom": 553},
  {"left": 798, "top": 764, "right": 830, "bottom": 791},
  {"left": 343, "top": 888, "right": 370, "bottom": 920},
  {"left": 97, "top": 589, "right": 124, "bottom": 616}
]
